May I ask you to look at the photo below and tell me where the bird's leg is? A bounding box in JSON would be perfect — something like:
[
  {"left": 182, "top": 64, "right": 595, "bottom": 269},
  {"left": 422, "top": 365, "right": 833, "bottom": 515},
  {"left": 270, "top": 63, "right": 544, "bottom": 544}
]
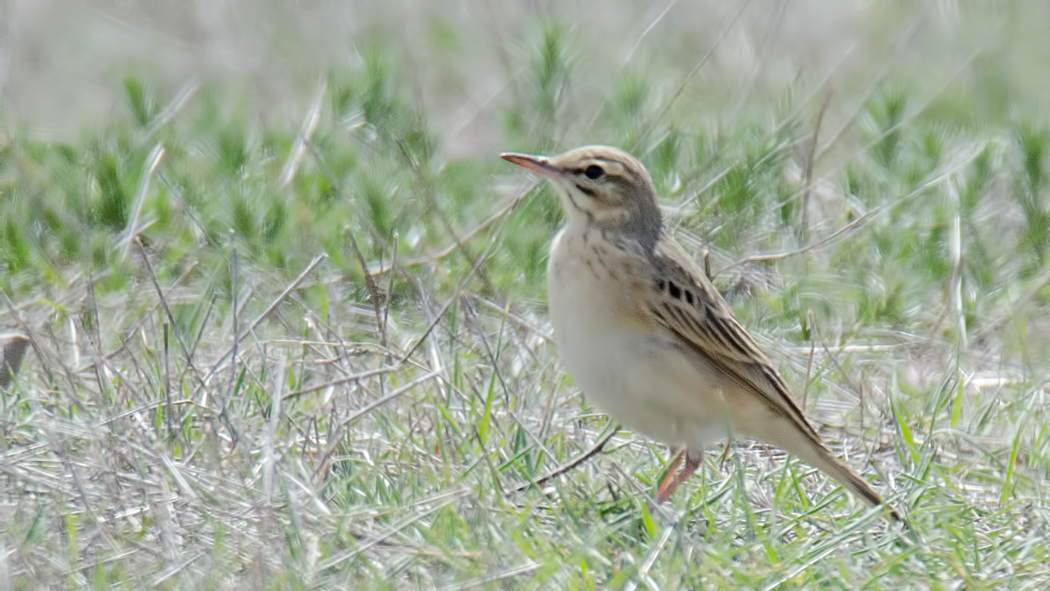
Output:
[
  {"left": 656, "top": 452, "right": 701, "bottom": 503},
  {"left": 656, "top": 449, "right": 684, "bottom": 502},
  {"left": 656, "top": 451, "right": 701, "bottom": 503}
]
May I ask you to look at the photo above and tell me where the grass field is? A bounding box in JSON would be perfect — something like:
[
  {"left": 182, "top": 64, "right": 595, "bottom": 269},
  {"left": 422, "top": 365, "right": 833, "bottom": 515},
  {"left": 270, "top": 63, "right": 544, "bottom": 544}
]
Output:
[{"left": 2, "top": 2, "right": 1050, "bottom": 589}]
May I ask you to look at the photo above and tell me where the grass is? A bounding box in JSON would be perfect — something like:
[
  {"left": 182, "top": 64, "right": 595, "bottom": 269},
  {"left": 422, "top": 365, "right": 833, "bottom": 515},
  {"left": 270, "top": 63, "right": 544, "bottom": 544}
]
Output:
[{"left": 2, "top": 3, "right": 1050, "bottom": 589}]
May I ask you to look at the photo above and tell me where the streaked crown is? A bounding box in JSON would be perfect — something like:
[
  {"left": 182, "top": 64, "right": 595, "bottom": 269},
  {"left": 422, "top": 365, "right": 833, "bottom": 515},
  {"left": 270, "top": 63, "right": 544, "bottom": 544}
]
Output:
[{"left": 501, "top": 145, "right": 662, "bottom": 248}]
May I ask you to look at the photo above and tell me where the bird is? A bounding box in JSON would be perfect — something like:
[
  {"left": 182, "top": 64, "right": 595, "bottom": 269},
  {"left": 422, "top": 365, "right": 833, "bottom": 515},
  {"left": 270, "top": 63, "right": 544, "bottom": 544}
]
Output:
[
  {"left": 0, "top": 333, "right": 30, "bottom": 389},
  {"left": 501, "top": 145, "right": 903, "bottom": 522}
]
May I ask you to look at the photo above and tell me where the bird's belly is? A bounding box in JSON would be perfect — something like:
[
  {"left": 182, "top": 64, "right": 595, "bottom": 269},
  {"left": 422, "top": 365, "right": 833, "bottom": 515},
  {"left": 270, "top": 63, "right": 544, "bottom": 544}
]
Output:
[
  {"left": 548, "top": 254, "right": 727, "bottom": 451},
  {"left": 561, "top": 326, "right": 727, "bottom": 451}
]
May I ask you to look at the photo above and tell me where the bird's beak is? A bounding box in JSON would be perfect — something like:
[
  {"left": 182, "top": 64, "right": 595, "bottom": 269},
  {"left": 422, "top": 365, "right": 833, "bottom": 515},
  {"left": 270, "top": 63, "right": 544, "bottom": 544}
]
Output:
[{"left": 500, "top": 152, "right": 562, "bottom": 178}]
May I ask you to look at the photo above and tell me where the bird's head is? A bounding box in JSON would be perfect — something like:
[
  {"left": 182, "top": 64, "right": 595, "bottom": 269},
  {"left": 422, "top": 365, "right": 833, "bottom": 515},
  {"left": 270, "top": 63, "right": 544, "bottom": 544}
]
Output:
[{"left": 501, "top": 145, "right": 662, "bottom": 247}]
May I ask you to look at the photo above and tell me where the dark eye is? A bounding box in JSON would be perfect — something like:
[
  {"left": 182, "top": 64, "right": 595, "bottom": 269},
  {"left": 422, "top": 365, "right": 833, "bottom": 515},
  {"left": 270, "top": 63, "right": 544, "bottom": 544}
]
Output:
[{"left": 583, "top": 165, "right": 604, "bottom": 180}]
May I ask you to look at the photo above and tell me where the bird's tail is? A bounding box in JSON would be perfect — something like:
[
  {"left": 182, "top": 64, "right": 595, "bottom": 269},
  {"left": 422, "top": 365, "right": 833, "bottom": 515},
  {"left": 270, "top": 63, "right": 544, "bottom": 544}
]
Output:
[{"left": 744, "top": 413, "right": 905, "bottom": 524}]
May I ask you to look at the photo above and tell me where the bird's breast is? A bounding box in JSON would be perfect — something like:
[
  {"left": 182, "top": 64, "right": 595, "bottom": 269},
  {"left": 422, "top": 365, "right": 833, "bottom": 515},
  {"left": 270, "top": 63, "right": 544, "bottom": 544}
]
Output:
[{"left": 546, "top": 227, "right": 727, "bottom": 451}]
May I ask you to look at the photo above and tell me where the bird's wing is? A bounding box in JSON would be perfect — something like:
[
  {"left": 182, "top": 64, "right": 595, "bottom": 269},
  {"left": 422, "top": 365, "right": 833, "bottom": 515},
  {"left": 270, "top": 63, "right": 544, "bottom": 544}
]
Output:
[{"left": 644, "top": 238, "right": 822, "bottom": 443}]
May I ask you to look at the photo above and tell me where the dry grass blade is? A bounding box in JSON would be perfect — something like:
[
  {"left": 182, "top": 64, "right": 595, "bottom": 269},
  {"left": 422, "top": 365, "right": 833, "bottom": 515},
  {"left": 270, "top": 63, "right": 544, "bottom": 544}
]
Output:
[
  {"left": 313, "top": 488, "right": 471, "bottom": 572},
  {"left": 800, "top": 91, "right": 834, "bottom": 239},
  {"left": 633, "top": 0, "right": 755, "bottom": 151},
  {"left": 439, "top": 562, "right": 542, "bottom": 591},
  {"left": 515, "top": 422, "right": 619, "bottom": 492},
  {"left": 2, "top": 3, "right": 1048, "bottom": 587},
  {"left": 201, "top": 253, "right": 328, "bottom": 384},
  {"left": 280, "top": 76, "right": 326, "bottom": 188},
  {"left": 341, "top": 368, "right": 442, "bottom": 426},
  {"left": 118, "top": 144, "right": 165, "bottom": 263},
  {"left": 346, "top": 225, "right": 386, "bottom": 342}
]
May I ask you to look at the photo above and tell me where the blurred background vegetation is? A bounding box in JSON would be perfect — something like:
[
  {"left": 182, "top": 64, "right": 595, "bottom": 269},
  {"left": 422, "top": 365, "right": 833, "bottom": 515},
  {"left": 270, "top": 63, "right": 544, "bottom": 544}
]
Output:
[{"left": 1, "top": 1, "right": 1049, "bottom": 589}]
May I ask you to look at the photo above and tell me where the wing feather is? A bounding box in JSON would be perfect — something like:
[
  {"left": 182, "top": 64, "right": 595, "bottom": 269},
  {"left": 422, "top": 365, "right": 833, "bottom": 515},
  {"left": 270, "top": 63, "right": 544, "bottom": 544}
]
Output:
[{"left": 647, "top": 239, "right": 822, "bottom": 442}]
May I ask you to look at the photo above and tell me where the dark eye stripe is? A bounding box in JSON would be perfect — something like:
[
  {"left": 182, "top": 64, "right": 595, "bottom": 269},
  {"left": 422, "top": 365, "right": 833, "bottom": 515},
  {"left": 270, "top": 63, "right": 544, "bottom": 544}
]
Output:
[{"left": 574, "top": 183, "right": 596, "bottom": 197}]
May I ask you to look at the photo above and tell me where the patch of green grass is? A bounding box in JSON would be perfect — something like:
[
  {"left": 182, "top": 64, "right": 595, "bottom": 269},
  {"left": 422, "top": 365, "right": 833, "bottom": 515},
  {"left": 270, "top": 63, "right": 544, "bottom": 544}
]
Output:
[{"left": 2, "top": 4, "right": 1050, "bottom": 589}]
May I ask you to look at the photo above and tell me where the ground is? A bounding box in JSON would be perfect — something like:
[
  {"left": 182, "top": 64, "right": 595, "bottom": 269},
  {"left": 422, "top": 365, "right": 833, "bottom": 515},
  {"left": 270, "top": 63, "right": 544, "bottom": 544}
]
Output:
[{"left": 1, "top": 2, "right": 1049, "bottom": 589}]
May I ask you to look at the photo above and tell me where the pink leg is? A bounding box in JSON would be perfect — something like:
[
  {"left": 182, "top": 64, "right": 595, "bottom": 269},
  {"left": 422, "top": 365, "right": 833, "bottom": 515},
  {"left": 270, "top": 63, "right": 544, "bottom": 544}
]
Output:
[
  {"left": 656, "top": 452, "right": 701, "bottom": 503},
  {"left": 656, "top": 449, "right": 684, "bottom": 502}
]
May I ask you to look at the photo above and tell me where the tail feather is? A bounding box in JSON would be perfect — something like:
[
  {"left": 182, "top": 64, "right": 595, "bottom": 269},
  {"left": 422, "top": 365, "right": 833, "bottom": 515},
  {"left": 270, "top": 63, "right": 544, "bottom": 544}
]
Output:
[{"left": 742, "top": 412, "right": 905, "bottom": 523}]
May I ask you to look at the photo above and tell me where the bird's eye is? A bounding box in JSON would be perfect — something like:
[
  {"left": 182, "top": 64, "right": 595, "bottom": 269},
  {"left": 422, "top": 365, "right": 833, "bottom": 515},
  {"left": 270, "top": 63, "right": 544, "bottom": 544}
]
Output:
[{"left": 583, "top": 165, "right": 604, "bottom": 180}]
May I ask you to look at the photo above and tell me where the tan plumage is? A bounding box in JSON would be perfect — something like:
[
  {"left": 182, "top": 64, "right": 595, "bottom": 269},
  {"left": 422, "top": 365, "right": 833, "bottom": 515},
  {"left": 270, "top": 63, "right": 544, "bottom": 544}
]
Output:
[
  {"left": 502, "top": 145, "right": 903, "bottom": 522},
  {"left": 0, "top": 334, "right": 30, "bottom": 389}
]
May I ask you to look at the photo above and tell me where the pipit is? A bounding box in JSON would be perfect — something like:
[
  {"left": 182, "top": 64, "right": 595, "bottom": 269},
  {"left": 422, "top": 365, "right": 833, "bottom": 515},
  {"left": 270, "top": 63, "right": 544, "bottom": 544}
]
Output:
[
  {"left": 0, "top": 334, "right": 30, "bottom": 389},
  {"left": 502, "top": 145, "right": 903, "bottom": 522}
]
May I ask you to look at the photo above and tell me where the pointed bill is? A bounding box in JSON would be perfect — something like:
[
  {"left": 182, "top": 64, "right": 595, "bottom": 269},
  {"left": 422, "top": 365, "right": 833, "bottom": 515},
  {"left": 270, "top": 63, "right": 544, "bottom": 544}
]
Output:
[{"left": 500, "top": 152, "right": 563, "bottom": 178}]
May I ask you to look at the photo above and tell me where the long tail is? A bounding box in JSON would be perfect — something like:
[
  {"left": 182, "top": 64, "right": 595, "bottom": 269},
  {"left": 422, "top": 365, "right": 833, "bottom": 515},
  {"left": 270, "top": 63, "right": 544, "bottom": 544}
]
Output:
[{"left": 746, "top": 414, "right": 905, "bottom": 523}]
